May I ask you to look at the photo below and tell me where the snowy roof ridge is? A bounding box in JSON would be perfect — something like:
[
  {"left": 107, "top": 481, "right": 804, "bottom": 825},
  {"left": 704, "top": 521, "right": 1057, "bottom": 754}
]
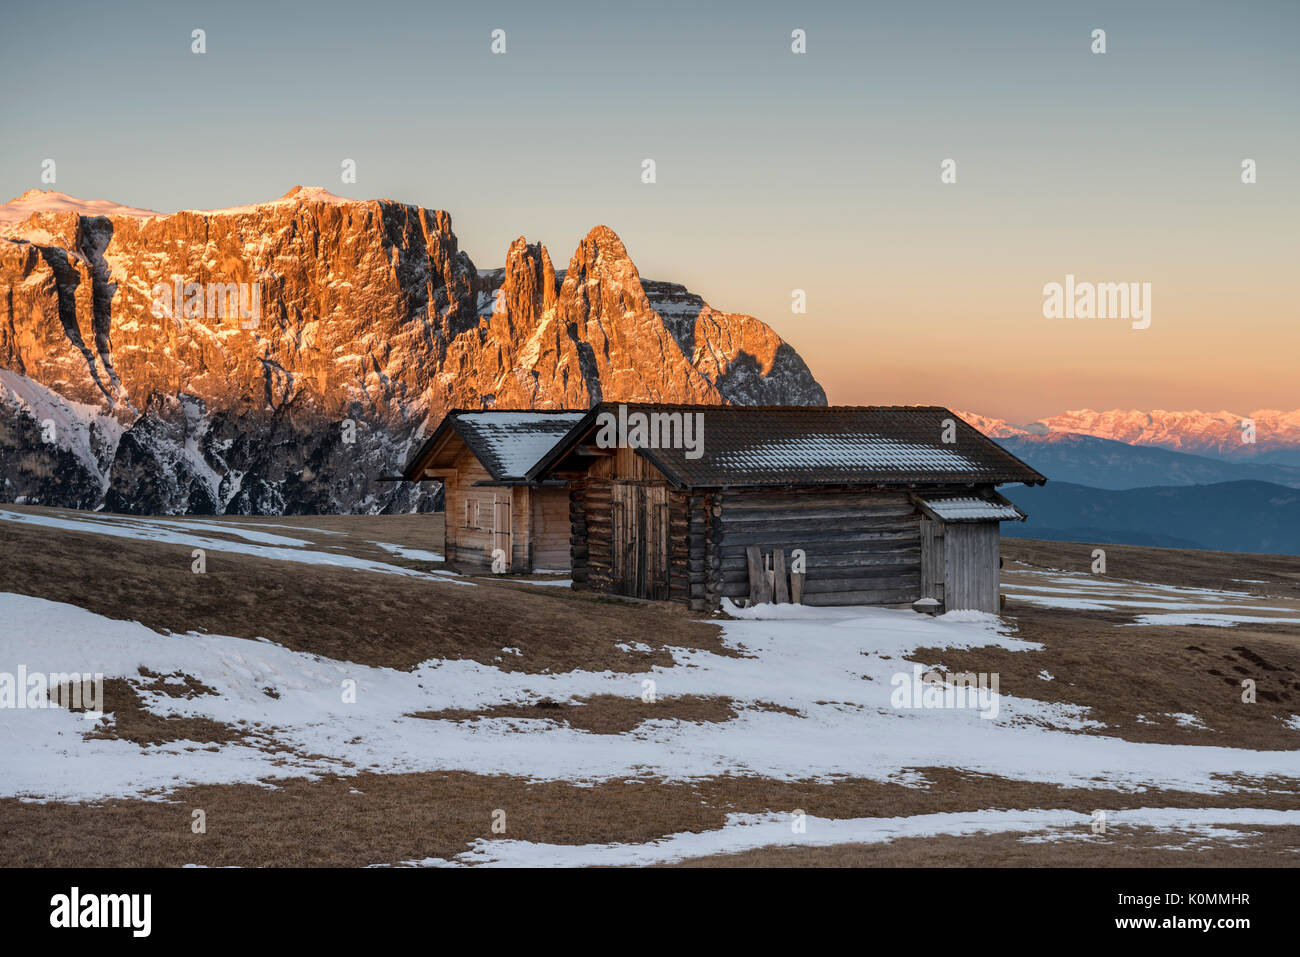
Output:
[
  {"left": 403, "top": 408, "right": 590, "bottom": 482},
  {"left": 529, "top": 404, "right": 1047, "bottom": 488}
]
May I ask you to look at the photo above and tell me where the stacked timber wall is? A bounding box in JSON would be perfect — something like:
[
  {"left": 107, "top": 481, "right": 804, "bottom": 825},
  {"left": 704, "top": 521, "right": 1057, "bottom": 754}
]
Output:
[
  {"left": 570, "top": 478, "right": 694, "bottom": 602},
  {"left": 570, "top": 478, "right": 1006, "bottom": 611},
  {"left": 709, "top": 487, "right": 923, "bottom": 608}
]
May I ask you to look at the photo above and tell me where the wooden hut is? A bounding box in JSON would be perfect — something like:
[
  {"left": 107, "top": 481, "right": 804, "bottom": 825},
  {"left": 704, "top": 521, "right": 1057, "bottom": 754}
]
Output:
[
  {"left": 401, "top": 410, "right": 586, "bottom": 573},
  {"left": 527, "top": 404, "right": 1046, "bottom": 611}
]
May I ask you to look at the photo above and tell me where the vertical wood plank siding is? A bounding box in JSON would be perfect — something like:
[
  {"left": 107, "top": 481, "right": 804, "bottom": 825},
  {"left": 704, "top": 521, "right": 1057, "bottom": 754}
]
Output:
[
  {"left": 529, "top": 486, "right": 572, "bottom": 570},
  {"left": 444, "top": 446, "right": 497, "bottom": 570},
  {"left": 942, "top": 522, "right": 1001, "bottom": 612},
  {"left": 919, "top": 518, "right": 945, "bottom": 603}
]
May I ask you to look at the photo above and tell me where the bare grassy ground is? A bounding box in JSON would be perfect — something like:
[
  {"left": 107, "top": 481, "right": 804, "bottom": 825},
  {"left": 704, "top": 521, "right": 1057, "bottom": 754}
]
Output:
[
  {"left": 1001, "top": 538, "right": 1300, "bottom": 601},
  {"left": 412, "top": 694, "right": 741, "bottom": 733},
  {"left": 0, "top": 505, "right": 726, "bottom": 672},
  {"left": 81, "top": 676, "right": 249, "bottom": 747},
  {"left": 671, "top": 825, "right": 1300, "bottom": 867},
  {"left": 410, "top": 695, "right": 800, "bottom": 734},
  {"left": 3, "top": 513, "right": 1299, "bottom": 867},
  {"left": 3, "top": 767, "right": 1298, "bottom": 867},
  {"left": 936, "top": 540, "right": 1300, "bottom": 751}
]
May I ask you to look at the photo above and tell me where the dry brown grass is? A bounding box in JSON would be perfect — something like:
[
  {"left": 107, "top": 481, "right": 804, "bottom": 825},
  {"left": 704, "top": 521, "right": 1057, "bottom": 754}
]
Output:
[
  {"left": 1002, "top": 538, "right": 1300, "bottom": 600},
  {"left": 79, "top": 678, "right": 250, "bottom": 747},
  {"left": 909, "top": 603, "right": 1300, "bottom": 750},
  {"left": 5, "top": 516, "right": 1299, "bottom": 866},
  {"left": 410, "top": 694, "right": 800, "bottom": 734},
  {"left": 2, "top": 766, "right": 1297, "bottom": 867},
  {"left": 956, "top": 538, "right": 1300, "bottom": 751},
  {"left": 0, "top": 506, "right": 726, "bottom": 673}
]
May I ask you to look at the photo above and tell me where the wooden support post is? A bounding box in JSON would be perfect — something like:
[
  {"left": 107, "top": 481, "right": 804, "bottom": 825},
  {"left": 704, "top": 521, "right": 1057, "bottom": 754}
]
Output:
[
  {"left": 746, "top": 545, "right": 771, "bottom": 605},
  {"left": 773, "top": 548, "right": 789, "bottom": 604},
  {"left": 790, "top": 564, "right": 804, "bottom": 605}
]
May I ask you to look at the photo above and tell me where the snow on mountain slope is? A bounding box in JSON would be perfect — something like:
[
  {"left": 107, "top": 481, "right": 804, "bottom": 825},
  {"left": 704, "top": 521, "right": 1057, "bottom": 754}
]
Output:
[
  {"left": 0, "top": 369, "right": 123, "bottom": 485},
  {"left": 958, "top": 408, "right": 1300, "bottom": 464},
  {"left": 0, "top": 188, "right": 157, "bottom": 228}
]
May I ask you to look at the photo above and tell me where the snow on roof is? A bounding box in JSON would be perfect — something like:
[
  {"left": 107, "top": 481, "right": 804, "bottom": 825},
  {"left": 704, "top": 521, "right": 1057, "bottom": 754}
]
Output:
[
  {"left": 531, "top": 404, "right": 1047, "bottom": 487},
  {"left": 716, "top": 433, "right": 977, "bottom": 474},
  {"left": 0, "top": 189, "right": 158, "bottom": 226},
  {"left": 453, "top": 411, "right": 588, "bottom": 480},
  {"left": 917, "top": 495, "right": 1025, "bottom": 522}
]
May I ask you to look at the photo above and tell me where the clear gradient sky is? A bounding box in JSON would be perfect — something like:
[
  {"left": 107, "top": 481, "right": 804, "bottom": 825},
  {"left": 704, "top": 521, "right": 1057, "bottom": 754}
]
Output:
[{"left": 2, "top": 0, "right": 1296, "bottom": 421}]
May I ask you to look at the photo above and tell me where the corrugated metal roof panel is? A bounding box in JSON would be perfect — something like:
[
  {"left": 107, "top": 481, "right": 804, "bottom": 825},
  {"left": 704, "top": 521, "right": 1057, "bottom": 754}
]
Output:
[{"left": 916, "top": 495, "right": 1026, "bottom": 522}]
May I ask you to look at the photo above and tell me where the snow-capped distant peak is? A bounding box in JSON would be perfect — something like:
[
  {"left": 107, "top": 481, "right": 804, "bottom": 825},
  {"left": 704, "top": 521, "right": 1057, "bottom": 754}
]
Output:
[
  {"left": 0, "top": 189, "right": 158, "bottom": 225},
  {"left": 190, "top": 186, "right": 360, "bottom": 216},
  {"left": 956, "top": 407, "right": 1300, "bottom": 458},
  {"left": 277, "top": 185, "right": 352, "bottom": 204}
]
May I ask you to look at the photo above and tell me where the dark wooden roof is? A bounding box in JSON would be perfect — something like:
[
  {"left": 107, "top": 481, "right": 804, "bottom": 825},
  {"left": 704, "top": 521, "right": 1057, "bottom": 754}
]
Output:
[
  {"left": 528, "top": 403, "right": 1047, "bottom": 488},
  {"left": 402, "top": 409, "right": 587, "bottom": 482}
]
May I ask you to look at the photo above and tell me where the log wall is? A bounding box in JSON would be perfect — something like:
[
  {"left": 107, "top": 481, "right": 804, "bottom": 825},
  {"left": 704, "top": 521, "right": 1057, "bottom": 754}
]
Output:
[
  {"left": 568, "top": 471, "right": 1005, "bottom": 611},
  {"left": 710, "top": 487, "right": 923, "bottom": 607},
  {"left": 569, "top": 468, "right": 692, "bottom": 601}
]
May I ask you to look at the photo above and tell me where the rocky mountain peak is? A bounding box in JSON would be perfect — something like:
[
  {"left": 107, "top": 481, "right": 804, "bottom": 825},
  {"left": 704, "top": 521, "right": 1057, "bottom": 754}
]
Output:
[
  {"left": 277, "top": 185, "right": 350, "bottom": 203},
  {"left": 0, "top": 190, "right": 826, "bottom": 514}
]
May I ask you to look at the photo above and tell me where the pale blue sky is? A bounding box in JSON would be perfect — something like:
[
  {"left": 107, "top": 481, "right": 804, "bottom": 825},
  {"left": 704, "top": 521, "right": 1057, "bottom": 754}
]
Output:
[{"left": 3, "top": 0, "right": 1296, "bottom": 418}]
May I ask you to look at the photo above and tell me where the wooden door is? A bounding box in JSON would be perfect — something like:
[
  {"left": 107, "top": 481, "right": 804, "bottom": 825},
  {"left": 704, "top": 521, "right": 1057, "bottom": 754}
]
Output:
[
  {"left": 943, "top": 522, "right": 1000, "bottom": 612},
  {"left": 610, "top": 483, "right": 669, "bottom": 599},
  {"left": 920, "top": 518, "right": 945, "bottom": 603},
  {"left": 492, "top": 495, "right": 512, "bottom": 571}
]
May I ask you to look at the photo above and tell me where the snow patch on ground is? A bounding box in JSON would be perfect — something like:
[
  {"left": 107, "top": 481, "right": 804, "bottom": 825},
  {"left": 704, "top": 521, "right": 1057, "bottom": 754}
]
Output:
[
  {"left": 5, "top": 588, "right": 1300, "bottom": 805},
  {"left": 0, "top": 509, "right": 466, "bottom": 583},
  {"left": 370, "top": 542, "right": 445, "bottom": 563},
  {"left": 391, "top": 806, "right": 1300, "bottom": 867}
]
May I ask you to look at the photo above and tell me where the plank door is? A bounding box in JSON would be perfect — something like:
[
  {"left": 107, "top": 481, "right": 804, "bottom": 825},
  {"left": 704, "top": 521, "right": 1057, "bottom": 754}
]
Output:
[
  {"left": 943, "top": 521, "right": 1000, "bottom": 612},
  {"left": 642, "top": 484, "right": 669, "bottom": 600},
  {"left": 610, "top": 483, "right": 670, "bottom": 599},
  {"left": 920, "top": 518, "right": 945, "bottom": 603},
  {"left": 492, "top": 495, "right": 512, "bottom": 571}
]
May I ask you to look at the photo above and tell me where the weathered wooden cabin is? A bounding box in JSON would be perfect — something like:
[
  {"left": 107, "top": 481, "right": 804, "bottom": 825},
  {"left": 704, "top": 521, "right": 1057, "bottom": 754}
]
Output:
[
  {"left": 401, "top": 410, "right": 586, "bottom": 573},
  {"left": 527, "top": 404, "right": 1046, "bottom": 611}
]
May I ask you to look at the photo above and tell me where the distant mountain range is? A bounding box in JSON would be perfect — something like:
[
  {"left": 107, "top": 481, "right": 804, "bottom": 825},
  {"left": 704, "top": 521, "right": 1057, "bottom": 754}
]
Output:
[
  {"left": 1, "top": 182, "right": 1291, "bottom": 554},
  {"left": 958, "top": 408, "right": 1300, "bottom": 466},
  {"left": 1002, "top": 480, "right": 1300, "bottom": 555},
  {"left": 985, "top": 432, "right": 1300, "bottom": 490},
  {"left": 957, "top": 411, "right": 1300, "bottom": 555}
]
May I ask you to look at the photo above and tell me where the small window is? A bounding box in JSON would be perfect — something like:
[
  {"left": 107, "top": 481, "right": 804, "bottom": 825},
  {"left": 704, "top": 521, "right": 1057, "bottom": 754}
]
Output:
[{"left": 463, "top": 499, "right": 470, "bottom": 529}]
